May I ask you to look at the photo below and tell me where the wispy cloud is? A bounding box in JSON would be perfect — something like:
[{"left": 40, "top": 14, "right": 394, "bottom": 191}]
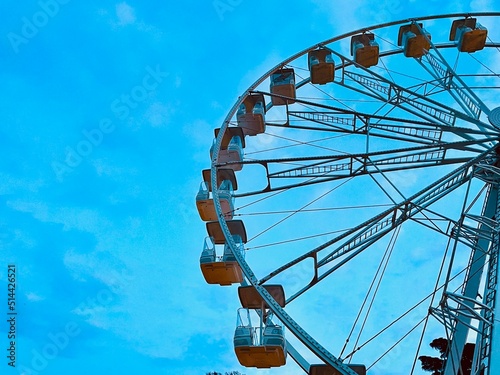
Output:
[
  {"left": 144, "top": 102, "right": 174, "bottom": 128},
  {"left": 115, "top": 2, "right": 136, "bottom": 26}
]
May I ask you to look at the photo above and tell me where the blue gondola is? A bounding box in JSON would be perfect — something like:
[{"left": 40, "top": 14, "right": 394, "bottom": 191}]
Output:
[
  {"left": 210, "top": 133, "right": 244, "bottom": 171},
  {"left": 308, "top": 48, "right": 335, "bottom": 84},
  {"left": 199, "top": 235, "right": 245, "bottom": 285},
  {"left": 196, "top": 179, "right": 234, "bottom": 221},
  {"left": 270, "top": 68, "right": 296, "bottom": 106},
  {"left": 351, "top": 33, "right": 379, "bottom": 68},
  {"left": 262, "top": 324, "right": 285, "bottom": 347},
  {"left": 450, "top": 17, "right": 487, "bottom": 53},
  {"left": 233, "top": 308, "right": 287, "bottom": 368},
  {"left": 237, "top": 93, "right": 266, "bottom": 136},
  {"left": 398, "top": 23, "right": 431, "bottom": 58}
]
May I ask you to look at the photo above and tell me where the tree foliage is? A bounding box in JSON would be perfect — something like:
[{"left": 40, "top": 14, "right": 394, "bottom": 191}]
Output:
[
  {"left": 419, "top": 355, "right": 444, "bottom": 375},
  {"left": 429, "top": 337, "right": 448, "bottom": 357},
  {"left": 418, "top": 337, "right": 477, "bottom": 375}
]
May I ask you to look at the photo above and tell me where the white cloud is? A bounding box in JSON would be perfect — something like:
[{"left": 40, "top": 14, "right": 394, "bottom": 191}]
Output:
[
  {"left": 310, "top": 0, "right": 365, "bottom": 35},
  {"left": 25, "top": 292, "right": 45, "bottom": 301},
  {"left": 145, "top": 102, "right": 173, "bottom": 128},
  {"left": 116, "top": 2, "right": 136, "bottom": 26},
  {"left": 7, "top": 199, "right": 112, "bottom": 234},
  {"left": 0, "top": 173, "right": 44, "bottom": 195},
  {"left": 184, "top": 118, "right": 214, "bottom": 153},
  {"left": 174, "top": 75, "right": 182, "bottom": 88},
  {"left": 236, "top": 51, "right": 284, "bottom": 95},
  {"left": 470, "top": 0, "right": 494, "bottom": 10},
  {"left": 101, "top": 3, "right": 164, "bottom": 38}
]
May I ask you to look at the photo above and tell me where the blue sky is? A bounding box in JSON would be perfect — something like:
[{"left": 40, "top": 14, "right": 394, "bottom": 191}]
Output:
[{"left": 1, "top": 1, "right": 499, "bottom": 375}]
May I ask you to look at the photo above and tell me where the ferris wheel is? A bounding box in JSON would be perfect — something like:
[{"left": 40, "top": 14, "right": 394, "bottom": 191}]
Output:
[{"left": 196, "top": 12, "right": 500, "bottom": 375}]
